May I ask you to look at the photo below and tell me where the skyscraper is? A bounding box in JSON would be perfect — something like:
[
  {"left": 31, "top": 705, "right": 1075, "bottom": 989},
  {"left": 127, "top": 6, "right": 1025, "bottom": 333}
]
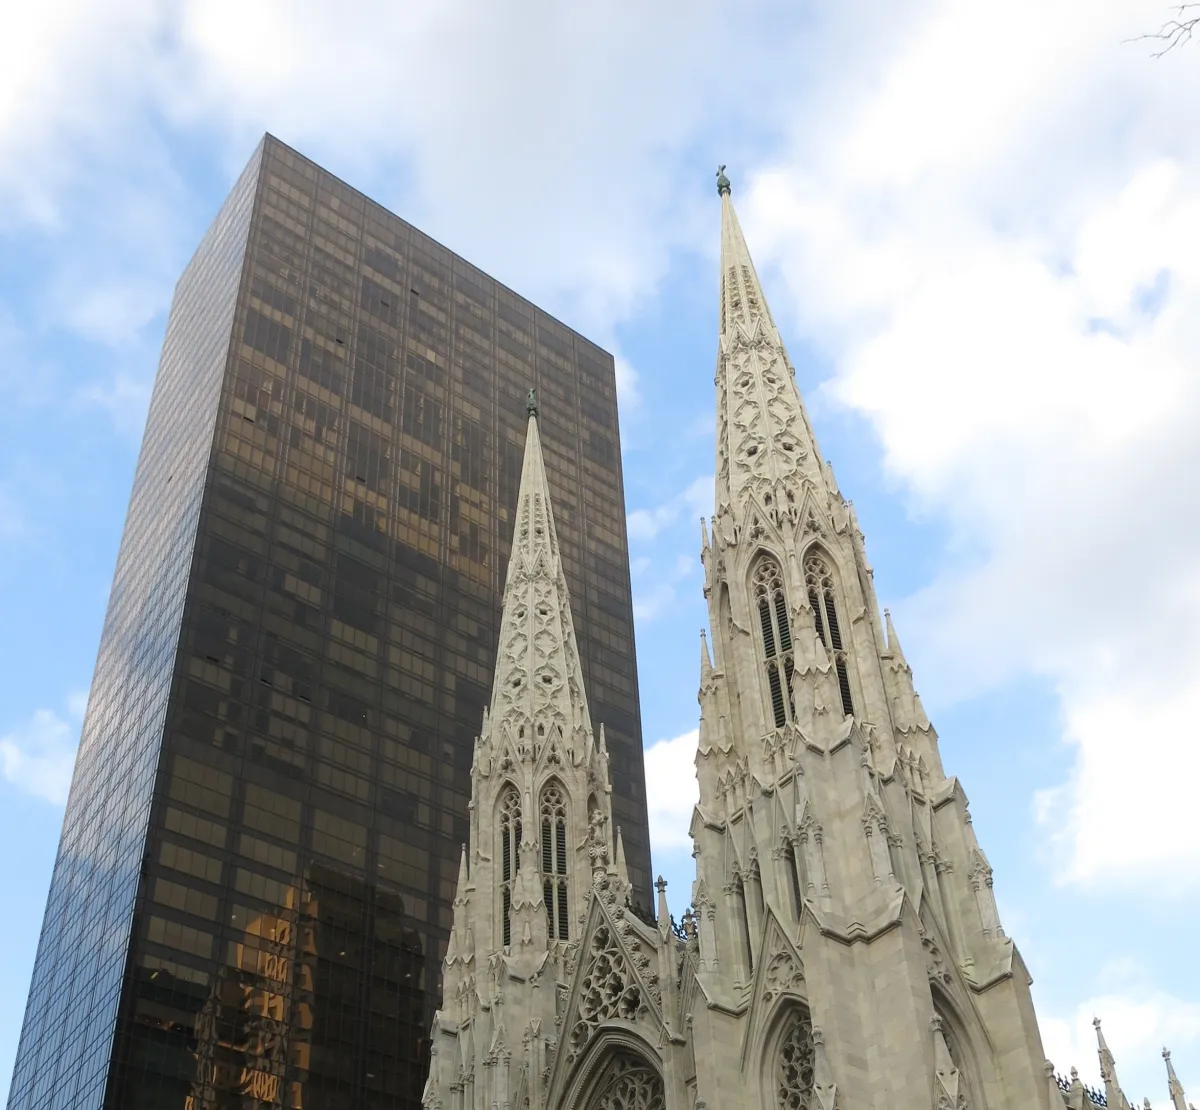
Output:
[{"left": 7, "top": 134, "right": 650, "bottom": 1110}]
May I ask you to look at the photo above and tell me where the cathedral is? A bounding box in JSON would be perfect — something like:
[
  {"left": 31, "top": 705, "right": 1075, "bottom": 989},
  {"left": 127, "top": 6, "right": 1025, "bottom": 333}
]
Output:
[{"left": 420, "top": 171, "right": 1193, "bottom": 1110}]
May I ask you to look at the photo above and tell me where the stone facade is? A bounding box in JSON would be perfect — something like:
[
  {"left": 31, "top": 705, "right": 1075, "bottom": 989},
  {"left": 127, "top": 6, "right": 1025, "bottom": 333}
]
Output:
[{"left": 421, "top": 176, "right": 1193, "bottom": 1110}]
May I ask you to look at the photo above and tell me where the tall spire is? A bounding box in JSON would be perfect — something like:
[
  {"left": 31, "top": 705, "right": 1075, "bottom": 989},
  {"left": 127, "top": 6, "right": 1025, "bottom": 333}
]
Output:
[
  {"left": 487, "top": 400, "right": 593, "bottom": 757},
  {"left": 713, "top": 166, "right": 828, "bottom": 531}
]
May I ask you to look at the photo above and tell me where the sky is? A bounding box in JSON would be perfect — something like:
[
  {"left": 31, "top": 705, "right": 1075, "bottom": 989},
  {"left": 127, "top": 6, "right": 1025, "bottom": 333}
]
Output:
[{"left": 2, "top": 0, "right": 1198, "bottom": 1104}]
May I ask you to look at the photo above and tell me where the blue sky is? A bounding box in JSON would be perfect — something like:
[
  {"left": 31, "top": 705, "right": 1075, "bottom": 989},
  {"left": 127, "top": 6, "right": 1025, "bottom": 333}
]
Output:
[{"left": 2, "top": 0, "right": 1199, "bottom": 1104}]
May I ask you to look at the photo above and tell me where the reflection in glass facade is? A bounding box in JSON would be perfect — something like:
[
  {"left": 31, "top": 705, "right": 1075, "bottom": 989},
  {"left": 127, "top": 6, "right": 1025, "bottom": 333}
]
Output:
[{"left": 8, "top": 135, "right": 650, "bottom": 1110}]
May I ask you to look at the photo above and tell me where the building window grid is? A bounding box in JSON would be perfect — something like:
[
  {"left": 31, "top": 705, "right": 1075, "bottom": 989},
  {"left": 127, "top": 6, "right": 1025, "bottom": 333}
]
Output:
[{"left": 10, "top": 142, "right": 651, "bottom": 1110}]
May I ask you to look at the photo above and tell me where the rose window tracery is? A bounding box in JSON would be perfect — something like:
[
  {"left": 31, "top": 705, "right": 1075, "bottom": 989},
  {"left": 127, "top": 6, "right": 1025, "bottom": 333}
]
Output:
[
  {"left": 567, "top": 924, "right": 642, "bottom": 1061},
  {"left": 776, "top": 1008, "right": 816, "bottom": 1110},
  {"left": 587, "top": 1054, "right": 664, "bottom": 1110}
]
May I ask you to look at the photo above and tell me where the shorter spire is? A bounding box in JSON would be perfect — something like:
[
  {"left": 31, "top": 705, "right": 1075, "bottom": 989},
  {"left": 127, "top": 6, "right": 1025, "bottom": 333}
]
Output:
[
  {"left": 1094, "top": 1017, "right": 1130, "bottom": 1110},
  {"left": 655, "top": 875, "right": 670, "bottom": 933},
  {"left": 701, "top": 629, "right": 713, "bottom": 680},
  {"left": 1165, "top": 1047, "right": 1189, "bottom": 1110},
  {"left": 455, "top": 844, "right": 469, "bottom": 901},
  {"left": 614, "top": 825, "right": 629, "bottom": 886}
]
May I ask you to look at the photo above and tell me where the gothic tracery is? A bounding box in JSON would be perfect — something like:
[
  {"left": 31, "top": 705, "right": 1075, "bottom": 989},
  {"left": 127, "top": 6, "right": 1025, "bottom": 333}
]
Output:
[
  {"left": 541, "top": 782, "right": 570, "bottom": 941},
  {"left": 803, "top": 551, "right": 854, "bottom": 717},
  {"left": 586, "top": 1054, "right": 665, "bottom": 1110},
  {"left": 753, "top": 554, "right": 795, "bottom": 729},
  {"left": 499, "top": 785, "right": 522, "bottom": 947},
  {"left": 567, "top": 923, "right": 643, "bottom": 1063},
  {"left": 775, "top": 1008, "right": 817, "bottom": 1110}
]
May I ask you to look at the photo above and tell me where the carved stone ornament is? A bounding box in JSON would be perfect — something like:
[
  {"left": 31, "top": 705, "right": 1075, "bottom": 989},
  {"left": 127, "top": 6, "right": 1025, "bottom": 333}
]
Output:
[
  {"left": 586, "top": 1053, "right": 665, "bottom": 1110},
  {"left": 776, "top": 1008, "right": 817, "bottom": 1110},
  {"left": 567, "top": 923, "right": 644, "bottom": 1064}
]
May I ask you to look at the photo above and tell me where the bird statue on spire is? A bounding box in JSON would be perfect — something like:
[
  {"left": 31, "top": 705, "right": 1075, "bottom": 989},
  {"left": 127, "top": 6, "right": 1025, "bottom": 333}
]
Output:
[{"left": 716, "top": 164, "right": 731, "bottom": 196}]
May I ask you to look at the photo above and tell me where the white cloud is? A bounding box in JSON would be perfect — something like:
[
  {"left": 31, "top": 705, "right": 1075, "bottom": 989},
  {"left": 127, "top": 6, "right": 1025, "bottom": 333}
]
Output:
[
  {"left": 0, "top": 693, "right": 87, "bottom": 806},
  {"left": 74, "top": 372, "right": 154, "bottom": 439},
  {"left": 0, "top": 0, "right": 800, "bottom": 347},
  {"left": 643, "top": 728, "right": 699, "bottom": 852},
  {"left": 614, "top": 355, "right": 641, "bottom": 415},
  {"left": 739, "top": 0, "right": 1200, "bottom": 892},
  {"left": 4, "top": 0, "right": 1197, "bottom": 906},
  {"left": 632, "top": 553, "right": 697, "bottom": 625},
  {"left": 627, "top": 475, "right": 713, "bottom": 544}
]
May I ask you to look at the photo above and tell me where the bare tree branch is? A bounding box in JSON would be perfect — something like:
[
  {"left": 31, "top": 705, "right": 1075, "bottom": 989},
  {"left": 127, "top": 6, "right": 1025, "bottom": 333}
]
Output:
[{"left": 1129, "top": 2, "right": 1200, "bottom": 57}]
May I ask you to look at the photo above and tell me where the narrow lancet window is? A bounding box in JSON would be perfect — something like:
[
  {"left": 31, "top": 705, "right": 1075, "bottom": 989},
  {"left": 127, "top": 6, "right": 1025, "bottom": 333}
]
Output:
[
  {"left": 804, "top": 551, "right": 855, "bottom": 717},
  {"left": 737, "top": 878, "right": 755, "bottom": 974},
  {"left": 499, "top": 786, "right": 521, "bottom": 947},
  {"left": 540, "top": 783, "right": 570, "bottom": 940},
  {"left": 785, "top": 842, "right": 804, "bottom": 921},
  {"left": 753, "top": 556, "right": 795, "bottom": 729}
]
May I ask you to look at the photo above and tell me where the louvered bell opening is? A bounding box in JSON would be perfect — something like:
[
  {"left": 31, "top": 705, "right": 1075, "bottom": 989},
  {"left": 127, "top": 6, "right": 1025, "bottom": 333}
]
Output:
[
  {"left": 774, "top": 592, "right": 792, "bottom": 653},
  {"left": 824, "top": 589, "right": 844, "bottom": 651},
  {"left": 768, "top": 663, "right": 787, "bottom": 729},
  {"left": 758, "top": 598, "right": 777, "bottom": 658},
  {"left": 836, "top": 657, "right": 854, "bottom": 716},
  {"left": 502, "top": 889, "right": 512, "bottom": 947},
  {"left": 544, "top": 880, "right": 554, "bottom": 934},
  {"left": 808, "top": 588, "right": 826, "bottom": 645},
  {"left": 557, "top": 884, "right": 569, "bottom": 940},
  {"left": 555, "top": 820, "right": 567, "bottom": 874},
  {"left": 541, "top": 820, "right": 552, "bottom": 873},
  {"left": 503, "top": 825, "right": 513, "bottom": 883}
]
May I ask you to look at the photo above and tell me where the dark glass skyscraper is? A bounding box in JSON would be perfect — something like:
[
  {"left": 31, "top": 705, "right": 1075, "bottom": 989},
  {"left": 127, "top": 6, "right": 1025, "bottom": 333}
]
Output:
[{"left": 8, "top": 135, "right": 650, "bottom": 1110}]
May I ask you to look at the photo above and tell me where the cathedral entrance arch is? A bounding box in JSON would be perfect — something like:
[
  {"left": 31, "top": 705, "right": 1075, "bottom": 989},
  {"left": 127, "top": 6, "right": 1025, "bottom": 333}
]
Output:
[{"left": 562, "top": 1029, "right": 665, "bottom": 1110}]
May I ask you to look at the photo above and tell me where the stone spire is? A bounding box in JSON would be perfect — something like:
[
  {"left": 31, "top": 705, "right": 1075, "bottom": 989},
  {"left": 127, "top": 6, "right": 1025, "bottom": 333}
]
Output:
[
  {"left": 1164, "top": 1047, "right": 1189, "bottom": 1110},
  {"left": 1094, "top": 1018, "right": 1131, "bottom": 1110},
  {"left": 486, "top": 402, "right": 593, "bottom": 760},
  {"left": 713, "top": 166, "right": 828, "bottom": 533}
]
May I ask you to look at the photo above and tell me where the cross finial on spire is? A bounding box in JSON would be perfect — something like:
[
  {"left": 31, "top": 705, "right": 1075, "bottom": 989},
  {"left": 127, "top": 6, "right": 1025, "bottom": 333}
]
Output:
[
  {"left": 525, "top": 387, "right": 539, "bottom": 418},
  {"left": 716, "top": 164, "right": 731, "bottom": 196}
]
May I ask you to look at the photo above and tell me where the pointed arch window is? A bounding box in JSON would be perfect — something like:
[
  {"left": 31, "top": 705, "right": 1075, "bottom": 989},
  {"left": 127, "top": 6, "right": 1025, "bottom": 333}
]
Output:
[
  {"left": 804, "top": 551, "right": 854, "bottom": 717},
  {"left": 753, "top": 556, "right": 795, "bottom": 729},
  {"left": 775, "top": 1007, "right": 816, "bottom": 1110},
  {"left": 784, "top": 841, "right": 804, "bottom": 922},
  {"left": 498, "top": 786, "right": 522, "bottom": 947},
  {"left": 736, "top": 877, "right": 755, "bottom": 975},
  {"left": 540, "top": 783, "right": 569, "bottom": 941}
]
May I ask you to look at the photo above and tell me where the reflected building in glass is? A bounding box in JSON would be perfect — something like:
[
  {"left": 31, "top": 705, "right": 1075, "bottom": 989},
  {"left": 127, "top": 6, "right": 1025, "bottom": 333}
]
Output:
[{"left": 7, "top": 135, "right": 651, "bottom": 1110}]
